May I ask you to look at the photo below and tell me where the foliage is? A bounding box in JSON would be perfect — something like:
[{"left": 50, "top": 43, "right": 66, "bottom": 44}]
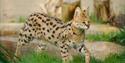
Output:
[
  {"left": 89, "top": 14, "right": 104, "bottom": 24},
  {"left": 87, "top": 27, "right": 125, "bottom": 46},
  {"left": 17, "top": 51, "right": 125, "bottom": 63},
  {"left": 110, "top": 27, "right": 125, "bottom": 46},
  {"left": 103, "top": 51, "right": 125, "bottom": 63},
  {"left": 86, "top": 33, "right": 114, "bottom": 42},
  {"left": 0, "top": 44, "right": 125, "bottom": 63},
  {"left": 17, "top": 52, "right": 62, "bottom": 63},
  {"left": 18, "top": 16, "right": 26, "bottom": 23},
  {"left": 0, "top": 44, "right": 14, "bottom": 63},
  {"left": 17, "top": 52, "right": 102, "bottom": 63},
  {"left": 71, "top": 55, "right": 102, "bottom": 63}
]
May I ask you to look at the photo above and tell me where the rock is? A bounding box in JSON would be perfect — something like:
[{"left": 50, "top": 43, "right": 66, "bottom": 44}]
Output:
[
  {"left": 0, "top": 36, "right": 124, "bottom": 60},
  {"left": 86, "top": 24, "right": 119, "bottom": 34},
  {"left": 0, "top": 23, "right": 119, "bottom": 36},
  {"left": 0, "top": 23, "right": 23, "bottom": 36},
  {"left": 84, "top": 41, "right": 125, "bottom": 60}
]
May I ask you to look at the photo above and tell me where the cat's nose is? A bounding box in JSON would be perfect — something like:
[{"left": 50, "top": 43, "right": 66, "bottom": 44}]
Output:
[{"left": 87, "top": 24, "right": 90, "bottom": 28}]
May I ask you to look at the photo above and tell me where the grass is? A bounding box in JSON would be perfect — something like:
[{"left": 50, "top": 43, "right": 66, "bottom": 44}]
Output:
[
  {"left": 0, "top": 44, "right": 15, "bottom": 63},
  {"left": 16, "top": 51, "right": 125, "bottom": 63},
  {"left": 86, "top": 27, "right": 125, "bottom": 46},
  {"left": 86, "top": 33, "right": 114, "bottom": 42},
  {"left": 17, "top": 52, "right": 62, "bottom": 63},
  {"left": 0, "top": 48, "right": 125, "bottom": 63},
  {"left": 110, "top": 27, "right": 125, "bottom": 46},
  {"left": 103, "top": 52, "right": 125, "bottom": 63},
  {"left": 17, "top": 52, "right": 102, "bottom": 63}
]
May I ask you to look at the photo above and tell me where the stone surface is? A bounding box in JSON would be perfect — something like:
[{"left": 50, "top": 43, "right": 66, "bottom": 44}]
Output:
[
  {"left": 86, "top": 24, "right": 119, "bottom": 34},
  {"left": 0, "top": 23, "right": 119, "bottom": 36},
  {"left": 0, "top": 0, "right": 125, "bottom": 22},
  {"left": 0, "top": 23, "right": 123, "bottom": 60},
  {"left": 0, "top": 36, "right": 124, "bottom": 60},
  {"left": 84, "top": 41, "right": 125, "bottom": 60}
]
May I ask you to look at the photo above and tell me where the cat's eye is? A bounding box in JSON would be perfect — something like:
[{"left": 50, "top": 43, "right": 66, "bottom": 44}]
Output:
[{"left": 82, "top": 22, "right": 85, "bottom": 23}]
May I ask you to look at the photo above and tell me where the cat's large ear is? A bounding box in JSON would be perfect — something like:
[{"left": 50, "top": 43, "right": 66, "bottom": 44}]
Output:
[
  {"left": 82, "top": 7, "right": 89, "bottom": 16},
  {"left": 73, "top": 7, "right": 82, "bottom": 19}
]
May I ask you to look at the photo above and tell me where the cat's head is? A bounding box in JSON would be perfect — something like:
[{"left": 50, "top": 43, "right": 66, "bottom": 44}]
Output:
[{"left": 72, "top": 7, "right": 90, "bottom": 30}]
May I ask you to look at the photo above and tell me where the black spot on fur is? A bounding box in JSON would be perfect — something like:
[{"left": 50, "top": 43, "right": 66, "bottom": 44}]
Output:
[
  {"left": 60, "top": 45, "right": 65, "bottom": 48},
  {"left": 19, "top": 33, "right": 23, "bottom": 36},
  {"left": 24, "top": 34, "right": 27, "bottom": 37},
  {"left": 31, "top": 18, "right": 34, "bottom": 21},
  {"left": 38, "top": 17, "right": 42, "bottom": 19},
  {"left": 50, "top": 22, "right": 53, "bottom": 25},
  {"left": 32, "top": 28, "right": 35, "bottom": 31},
  {"left": 48, "top": 37, "right": 51, "bottom": 39},
  {"left": 51, "top": 35, "right": 54, "bottom": 38},
  {"left": 50, "top": 28, "right": 52, "bottom": 30},
  {"left": 30, "top": 14, "right": 33, "bottom": 17},
  {"left": 68, "top": 28, "right": 71, "bottom": 30},
  {"left": 44, "top": 32, "right": 46, "bottom": 35},
  {"left": 36, "top": 28, "right": 39, "bottom": 30},
  {"left": 29, "top": 30, "right": 31, "bottom": 32},
  {"left": 53, "top": 24, "right": 56, "bottom": 28},
  {"left": 42, "top": 20, "right": 46, "bottom": 23},
  {"left": 38, "top": 28, "right": 41, "bottom": 30},
  {"left": 28, "top": 36, "right": 31, "bottom": 40},
  {"left": 57, "top": 37, "right": 59, "bottom": 39},
  {"left": 52, "top": 31, "right": 55, "bottom": 33},
  {"left": 36, "top": 15, "right": 39, "bottom": 17},
  {"left": 34, "top": 19, "right": 36, "bottom": 21},
  {"left": 64, "top": 47, "right": 67, "bottom": 50},
  {"left": 61, "top": 50, "right": 66, "bottom": 54},
  {"left": 47, "top": 29, "right": 49, "bottom": 32},
  {"left": 33, "top": 24, "right": 36, "bottom": 26},
  {"left": 33, "top": 14, "right": 36, "bottom": 16},
  {"left": 62, "top": 41, "right": 65, "bottom": 43},
  {"left": 55, "top": 41, "right": 57, "bottom": 44},
  {"left": 40, "top": 13, "right": 44, "bottom": 16},
  {"left": 24, "top": 40, "right": 28, "bottom": 43},
  {"left": 38, "top": 24, "right": 41, "bottom": 27},
  {"left": 40, "top": 13, "right": 46, "bottom": 17},
  {"left": 55, "top": 18, "right": 58, "bottom": 21},
  {"left": 62, "top": 36, "right": 65, "bottom": 38},
  {"left": 41, "top": 32, "right": 43, "bottom": 34},
  {"left": 29, "top": 24, "right": 32, "bottom": 27},
  {"left": 42, "top": 28, "right": 45, "bottom": 30},
  {"left": 61, "top": 26, "right": 65, "bottom": 28},
  {"left": 55, "top": 27, "right": 59, "bottom": 30},
  {"left": 46, "top": 18, "right": 50, "bottom": 21},
  {"left": 46, "top": 23, "right": 49, "bottom": 26},
  {"left": 30, "top": 34, "right": 32, "bottom": 36}
]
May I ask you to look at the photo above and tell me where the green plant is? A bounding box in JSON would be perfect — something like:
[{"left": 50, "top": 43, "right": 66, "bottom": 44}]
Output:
[
  {"left": 17, "top": 52, "right": 62, "bottom": 63},
  {"left": 18, "top": 16, "right": 26, "bottom": 23},
  {"left": 110, "top": 27, "right": 125, "bottom": 46},
  {"left": 86, "top": 33, "right": 114, "bottom": 41},
  {"left": 0, "top": 44, "right": 14, "bottom": 63},
  {"left": 17, "top": 51, "right": 125, "bottom": 63},
  {"left": 17, "top": 52, "right": 102, "bottom": 63},
  {"left": 86, "top": 28, "right": 125, "bottom": 46},
  {"left": 89, "top": 14, "right": 104, "bottom": 24},
  {"left": 103, "top": 51, "right": 125, "bottom": 63},
  {"left": 71, "top": 55, "right": 102, "bottom": 63}
]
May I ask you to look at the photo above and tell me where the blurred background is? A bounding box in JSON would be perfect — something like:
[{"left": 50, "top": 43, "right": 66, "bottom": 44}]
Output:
[{"left": 0, "top": 0, "right": 125, "bottom": 63}]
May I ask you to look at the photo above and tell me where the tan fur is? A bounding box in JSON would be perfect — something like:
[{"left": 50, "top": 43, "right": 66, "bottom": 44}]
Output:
[{"left": 15, "top": 7, "right": 90, "bottom": 63}]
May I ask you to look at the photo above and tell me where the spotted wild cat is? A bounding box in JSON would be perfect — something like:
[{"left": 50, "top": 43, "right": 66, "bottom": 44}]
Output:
[{"left": 15, "top": 7, "right": 90, "bottom": 63}]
